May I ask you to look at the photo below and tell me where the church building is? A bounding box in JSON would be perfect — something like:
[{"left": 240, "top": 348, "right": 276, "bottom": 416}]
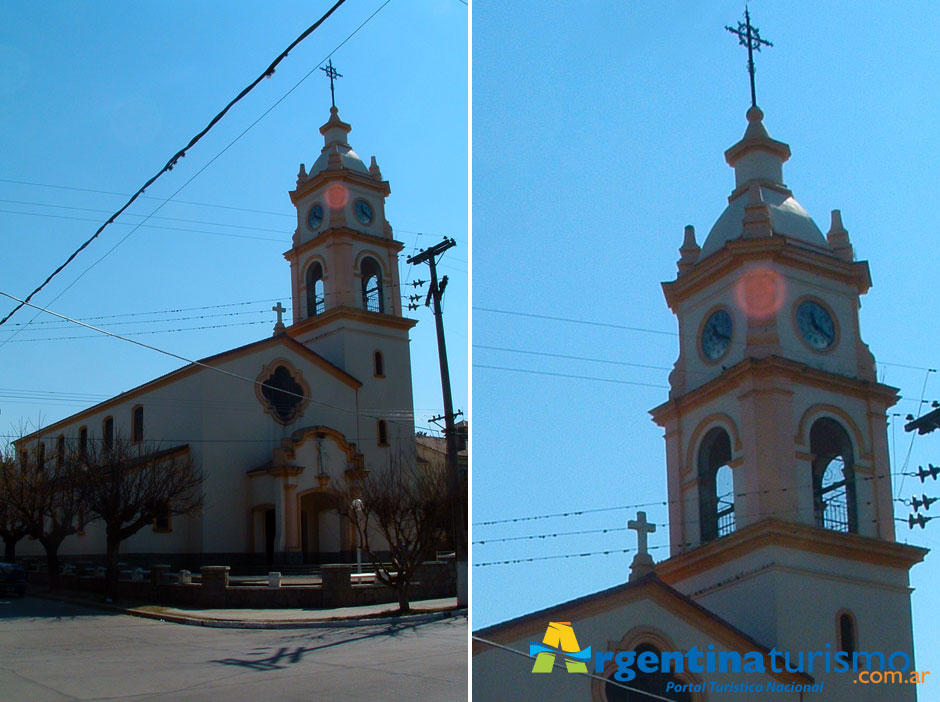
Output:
[
  {"left": 473, "top": 102, "right": 927, "bottom": 701},
  {"left": 14, "top": 104, "right": 418, "bottom": 568}
]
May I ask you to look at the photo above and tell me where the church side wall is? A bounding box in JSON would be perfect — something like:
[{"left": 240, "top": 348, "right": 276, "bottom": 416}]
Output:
[
  {"left": 672, "top": 545, "right": 916, "bottom": 701},
  {"left": 15, "top": 368, "right": 211, "bottom": 560}
]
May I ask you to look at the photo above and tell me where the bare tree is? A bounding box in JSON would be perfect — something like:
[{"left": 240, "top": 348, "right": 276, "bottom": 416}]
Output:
[
  {"left": 1, "top": 439, "right": 85, "bottom": 590},
  {"left": 79, "top": 437, "right": 203, "bottom": 601},
  {"left": 340, "top": 454, "right": 450, "bottom": 614},
  {"left": 0, "top": 449, "right": 31, "bottom": 562}
]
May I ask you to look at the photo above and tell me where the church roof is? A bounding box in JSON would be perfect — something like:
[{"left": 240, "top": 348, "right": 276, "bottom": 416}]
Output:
[
  {"left": 15, "top": 334, "right": 361, "bottom": 442},
  {"left": 472, "top": 573, "right": 813, "bottom": 686},
  {"left": 699, "top": 106, "right": 828, "bottom": 260}
]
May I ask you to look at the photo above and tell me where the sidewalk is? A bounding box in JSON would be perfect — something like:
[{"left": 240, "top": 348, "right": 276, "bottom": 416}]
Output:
[{"left": 30, "top": 589, "right": 464, "bottom": 629}]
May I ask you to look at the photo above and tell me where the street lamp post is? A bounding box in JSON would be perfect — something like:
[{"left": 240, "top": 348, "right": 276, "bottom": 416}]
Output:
[{"left": 352, "top": 498, "right": 364, "bottom": 575}]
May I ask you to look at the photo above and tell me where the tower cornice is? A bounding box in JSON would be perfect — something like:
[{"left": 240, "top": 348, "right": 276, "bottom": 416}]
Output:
[
  {"left": 286, "top": 305, "right": 417, "bottom": 337},
  {"left": 289, "top": 168, "right": 390, "bottom": 204},
  {"left": 283, "top": 226, "right": 404, "bottom": 263},
  {"left": 655, "top": 518, "right": 928, "bottom": 585},
  {"left": 662, "top": 235, "right": 872, "bottom": 312},
  {"left": 650, "top": 354, "right": 899, "bottom": 427}
]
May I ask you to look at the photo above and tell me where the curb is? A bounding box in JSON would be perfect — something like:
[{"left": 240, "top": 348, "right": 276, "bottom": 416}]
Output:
[{"left": 28, "top": 592, "right": 466, "bottom": 630}]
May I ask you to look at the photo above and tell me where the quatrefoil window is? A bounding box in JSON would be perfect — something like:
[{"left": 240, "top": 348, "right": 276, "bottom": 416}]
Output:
[{"left": 257, "top": 360, "right": 310, "bottom": 424}]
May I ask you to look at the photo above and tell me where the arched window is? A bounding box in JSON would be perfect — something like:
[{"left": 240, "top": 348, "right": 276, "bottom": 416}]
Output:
[
  {"left": 604, "top": 644, "right": 692, "bottom": 702},
  {"left": 360, "top": 257, "right": 384, "bottom": 313},
  {"left": 38, "top": 442, "right": 45, "bottom": 468},
  {"left": 306, "top": 262, "right": 325, "bottom": 317},
  {"left": 377, "top": 420, "right": 388, "bottom": 447},
  {"left": 56, "top": 435, "right": 65, "bottom": 468},
  {"left": 78, "top": 426, "right": 88, "bottom": 456},
  {"left": 698, "top": 427, "right": 734, "bottom": 543},
  {"left": 103, "top": 416, "right": 114, "bottom": 450},
  {"left": 132, "top": 406, "right": 144, "bottom": 443},
  {"left": 810, "top": 418, "right": 857, "bottom": 533},
  {"left": 374, "top": 350, "right": 384, "bottom": 377},
  {"left": 838, "top": 611, "right": 857, "bottom": 655}
]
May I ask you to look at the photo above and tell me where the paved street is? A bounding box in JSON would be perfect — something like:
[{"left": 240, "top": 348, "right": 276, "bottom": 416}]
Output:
[{"left": 0, "top": 597, "right": 467, "bottom": 701}]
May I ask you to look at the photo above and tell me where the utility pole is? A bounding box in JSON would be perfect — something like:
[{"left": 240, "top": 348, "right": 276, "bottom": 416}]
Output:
[{"left": 407, "top": 236, "right": 466, "bottom": 606}]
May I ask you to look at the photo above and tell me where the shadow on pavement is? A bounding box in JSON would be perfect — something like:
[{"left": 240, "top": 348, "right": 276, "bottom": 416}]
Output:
[{"left": 211, "top": 618, "right": 456, "bottom": 671}]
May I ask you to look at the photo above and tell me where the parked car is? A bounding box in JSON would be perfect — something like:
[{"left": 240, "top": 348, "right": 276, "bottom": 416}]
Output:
[{"left": 0, "top": 562, "right": 26, "bottom": 597}]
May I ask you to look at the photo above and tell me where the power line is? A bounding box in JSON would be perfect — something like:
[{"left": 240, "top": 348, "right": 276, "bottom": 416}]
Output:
[
  {"left": 0, "top": 0, "right": 348, "bottom": 330},
  {"left": 475, "top": 306, "right": 938, "bottom": 374},
  {"left": 474, "top": 344, "right": 674, "bottom": 373},
  {"left": 0, "top": 180, "right": 467, "bottom": 244},
  {"left": 0, "top": 179, "right": 294, "bottom": 218},
  {"left": 474, "top": 526, "right": 630, "bottom": 545},
  {"left": 0, "top": 198, "right": 287, "bottom": 234},
  {"left": 0, "top": 318, "right": 273, "bottom": 343},
  {"left": 473, "top": 471, "right": 908, "bottom": 527},
  {"left": 474, "top": 365, "right": 669, "bottom": 389},
  {"left": 0, "top": 208, "right": 286, "bottom": 243},
  {"left": 474, "top": 544, "right": 673, "bottom": 568},
  {"left": 474, "top": 306, "right": 677, "bottom": 337},
  {"left": 6, "top": 298, "right": 284, "bottom": 326},
  {"left": 0, "top": 291, "right": 396, "bottom": 426}
]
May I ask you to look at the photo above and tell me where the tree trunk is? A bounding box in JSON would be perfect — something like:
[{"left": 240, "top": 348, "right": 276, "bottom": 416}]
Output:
[
  {"left": 41, "top": 540, "right": 61, "bottom": 591},
  {"left": 43, "top": 544, "right": 62, "bottom": 592},
  {"left": 397, "top": 586, "right": 411, "bottom": 615},
  {"left": 3, "top": 536, "right": 16, "bottom": 563},
  {"left": 105, "top": 529, "right": 121, "bottom": 602}
]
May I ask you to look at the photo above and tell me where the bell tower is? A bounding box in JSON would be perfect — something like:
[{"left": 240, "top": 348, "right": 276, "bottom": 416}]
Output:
[
  {"left": 283, "top": 102, "right": 417, "bottom": 450},
  {"left": 650, "top": 106, "right": 926, "bottom": 699}
]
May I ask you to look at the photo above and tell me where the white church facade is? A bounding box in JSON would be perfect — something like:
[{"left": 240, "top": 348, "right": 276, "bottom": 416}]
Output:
[
  {"left": 15, "top": 105, "right": 418, "bottom": 568},
  {"left": 473, "top": 105, "right": 927, "bottom": 701}
]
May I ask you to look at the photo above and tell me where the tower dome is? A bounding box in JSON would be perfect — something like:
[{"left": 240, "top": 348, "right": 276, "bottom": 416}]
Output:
[
  {"left": 308, "top": 106, "right": 369, "bottom": 176},
  {"left": 699, "top": 106, "right": 827, "bottom": 259}
]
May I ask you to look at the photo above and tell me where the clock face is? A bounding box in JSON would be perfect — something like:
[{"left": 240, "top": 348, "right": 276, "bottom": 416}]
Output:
[
  {"left": 353, "top": 199, "right": 374, "bottom": 225},
  {"left": 307, "top": 203, "right": 323, "bottom": 231},
  {"left": 701, "top": 309, "right": 733, "bottom": 361},
  {"left": 796, "top": 300, "right": 836, "bottom": 350}
]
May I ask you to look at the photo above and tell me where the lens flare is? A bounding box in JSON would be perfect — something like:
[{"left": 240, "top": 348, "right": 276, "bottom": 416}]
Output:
[
  {"left": 734, "top": 267, "right": 785, "bottom": 320},
  {"left": 325, "top": 183, "right": 349, "bottom": 209}
]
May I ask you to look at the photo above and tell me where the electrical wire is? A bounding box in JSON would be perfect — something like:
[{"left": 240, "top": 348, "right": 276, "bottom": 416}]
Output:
[
  {"left": 0, "top": 178, "right": 295, "bottom": 218},
  {"left": 0, "top": 290, "right": 406, "bottom": 427},
  {"left": 474, "top": 365, "right": 668, "bottom": 389},
  {"left": 0, "top": 0, "right": 348, "bottom": 330},
  {"left": 0, "top": 198, "right": 287, "bottom": 234},
  {"left": 475, "top": 306, "right": 938, "bottom": 374},
  {"left": 473, "top": 471, "right": 910, "bottom": 527}
]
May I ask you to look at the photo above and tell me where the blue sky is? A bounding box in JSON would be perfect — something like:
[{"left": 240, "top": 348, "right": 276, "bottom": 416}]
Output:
[
  {"left": 472, "top": 1, "right": 940, "bottom": 695},
  {"left": 0, "top": 2, "right": 467, "bottom": 448}
]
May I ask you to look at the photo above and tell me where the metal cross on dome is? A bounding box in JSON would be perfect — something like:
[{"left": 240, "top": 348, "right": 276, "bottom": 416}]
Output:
[
  {"left": 320, "top": 58, "right": 343, "bottom": 109},
  {"left": 725, "top": 7, "right": 773, "bottom": 108}
]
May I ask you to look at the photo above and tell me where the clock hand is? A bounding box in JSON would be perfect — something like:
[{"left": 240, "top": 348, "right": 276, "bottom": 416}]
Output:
[{"left": 809, "top": 313, "right": 832, "bottom": 341}]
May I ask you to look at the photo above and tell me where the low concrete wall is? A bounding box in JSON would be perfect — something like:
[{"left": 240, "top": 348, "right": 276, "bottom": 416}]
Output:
[{"left": 26, "top": 559, "right": 456, "bottom": 610}]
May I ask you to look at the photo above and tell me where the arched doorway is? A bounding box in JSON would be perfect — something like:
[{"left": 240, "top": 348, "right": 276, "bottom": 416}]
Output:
[{"left": 299, "top": 490, "right": 348, "bottom": 564}]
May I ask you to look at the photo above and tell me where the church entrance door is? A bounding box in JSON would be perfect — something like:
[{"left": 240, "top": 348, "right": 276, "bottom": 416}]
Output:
[{"left": 299, "top": 491, "right": 345, "bottom": 564}]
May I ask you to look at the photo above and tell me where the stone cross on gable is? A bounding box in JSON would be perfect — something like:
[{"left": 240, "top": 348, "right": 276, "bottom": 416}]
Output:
[
  {"left": 272, "top": 302, "right": 286, "bottom": 336},
  {"left": 628, "top": 510, "right": 656, "bottom": 555},
  {"left": 628, "top": 511, "right": 657, "bottom": 582}
]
